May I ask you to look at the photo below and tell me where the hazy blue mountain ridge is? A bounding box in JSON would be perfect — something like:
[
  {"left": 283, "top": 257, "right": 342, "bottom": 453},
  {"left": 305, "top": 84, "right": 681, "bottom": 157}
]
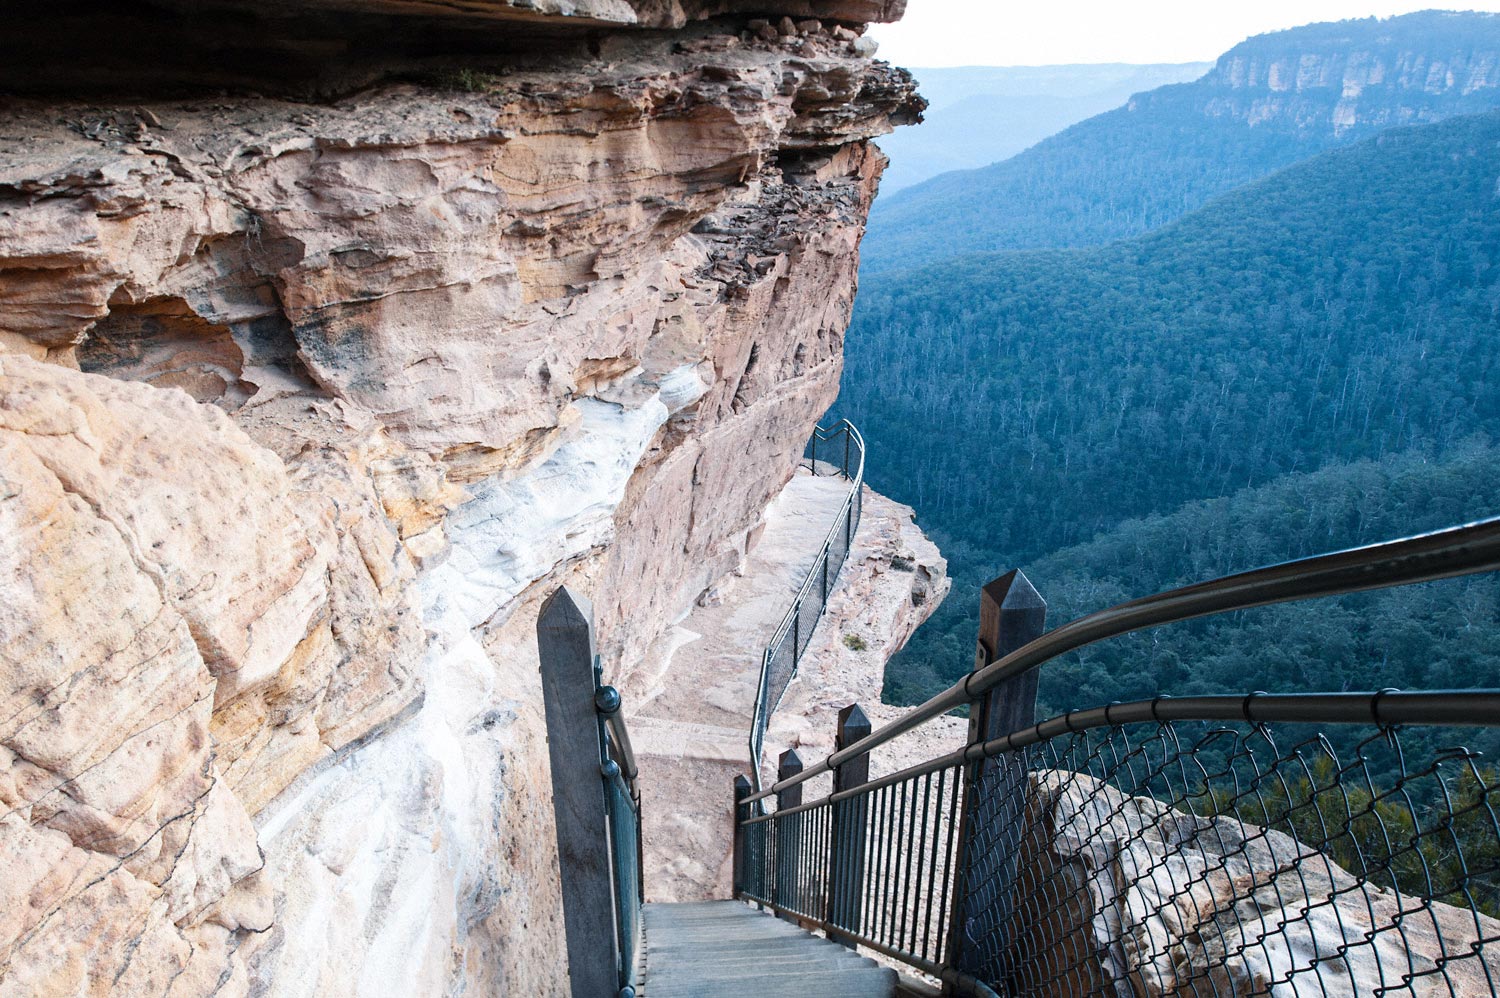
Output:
[
  {"left": 863, "top": 10, "right": 1500, "bottom": 273},
  {"left": 839, "top": 108, "right": 1500, "bottom": 705},
  {"left": 875, "top": 62, "right": 1211, "bottom": 192}
]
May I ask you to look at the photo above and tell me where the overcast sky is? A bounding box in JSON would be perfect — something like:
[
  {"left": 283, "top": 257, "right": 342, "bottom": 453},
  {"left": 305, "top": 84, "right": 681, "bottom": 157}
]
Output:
[{"left": 868, "top": 2, "right": 1500, "bottom": 67}]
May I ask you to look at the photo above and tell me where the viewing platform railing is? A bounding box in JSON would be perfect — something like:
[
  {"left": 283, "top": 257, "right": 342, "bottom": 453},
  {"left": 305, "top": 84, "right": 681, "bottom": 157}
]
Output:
[
  {"left": 733, "top": 516, "right": 1500, "bottom": 996},
  {"left": 748, "top": 419, "right": 865, "bottom": 792}
]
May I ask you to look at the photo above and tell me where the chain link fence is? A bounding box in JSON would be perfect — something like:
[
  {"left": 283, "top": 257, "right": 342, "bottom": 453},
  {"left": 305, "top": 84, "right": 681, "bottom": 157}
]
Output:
[{"left": 957, "top": 715, "right": 1500, "bottom": 996}]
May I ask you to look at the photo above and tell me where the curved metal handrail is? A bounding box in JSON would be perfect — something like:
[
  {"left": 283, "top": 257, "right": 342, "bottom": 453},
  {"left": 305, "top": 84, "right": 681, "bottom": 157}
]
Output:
[
  {"left": 745, "top": 514, "right": 1500, "bottom": 804},
  {"left": 742, "top": 689, "right": 1500, "bottom": 823},
  {"left": 765, "top": 422, "right": 867, "bottom": 646},
  {"left": 748, "top": 420, "right": 866, "bottom": 789}
]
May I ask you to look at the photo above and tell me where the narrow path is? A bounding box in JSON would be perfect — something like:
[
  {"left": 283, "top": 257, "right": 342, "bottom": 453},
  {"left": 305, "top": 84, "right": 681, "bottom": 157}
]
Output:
[
  {"left": 624, "top": 471, "right": 854, "bottom": 901},
  {"left": 641, "top": 902, "right": 897, "bottom": 997},
  {"left": 629, "top": 471, "right": 851, "bottom": 731}
]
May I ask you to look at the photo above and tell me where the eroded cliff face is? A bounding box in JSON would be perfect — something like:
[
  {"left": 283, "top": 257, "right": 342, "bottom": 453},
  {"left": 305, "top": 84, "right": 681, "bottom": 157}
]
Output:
[
  {"left": 1191, "top": 13, "right": 1500, "bottom": 135},
  {"left": 0, "top": 6, "right": 921, "bottom": 995}
]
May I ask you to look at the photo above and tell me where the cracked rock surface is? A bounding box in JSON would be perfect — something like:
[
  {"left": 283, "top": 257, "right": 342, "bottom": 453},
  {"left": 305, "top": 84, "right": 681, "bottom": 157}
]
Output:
[{"left": 0, "top": 8, "right": 922, "bottom": 996}]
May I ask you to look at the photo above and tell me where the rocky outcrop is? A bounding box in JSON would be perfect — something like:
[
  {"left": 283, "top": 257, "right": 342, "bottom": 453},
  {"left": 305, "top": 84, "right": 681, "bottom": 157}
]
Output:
[
  {"left": 1009, "top": 771, "right": 1500, "bottom": 996},
  {"left": 1192, "top": 11, "right": 1500, "bottom": 135},
  {"left": 0, "top": 7, "right": 921, "bottom": 995},
  {"left": 0, "top": 2, "right": 904, "bottom": 98}
]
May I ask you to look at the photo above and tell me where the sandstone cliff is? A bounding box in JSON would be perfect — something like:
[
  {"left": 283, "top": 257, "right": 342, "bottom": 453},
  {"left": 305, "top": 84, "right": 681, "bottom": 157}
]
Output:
[
  {"left": 1191, "top": 12, "right": 1500, "bottom": 135},
  {"left": 0, "top": 5, "right": 921, "bottom": 995}
]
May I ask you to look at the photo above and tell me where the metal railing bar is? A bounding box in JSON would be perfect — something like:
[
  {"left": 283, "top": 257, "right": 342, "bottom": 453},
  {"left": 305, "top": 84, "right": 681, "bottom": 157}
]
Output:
[
  {"left": 606, "top": 718, "right": 639, "bottom": 786},
  {"left": 749, "top": 420, "right": 867, "bottom": 789},
  {"left": 982, "top": 689, "right": 1500, "bottom": 755},
  {"left": 741, "top": 690, "right": 1500, "bottom": 823},
  {"left": 936, "top": 765, "right": 961, "bottom": 964},
  {"left": 907, "top": 771, "right": 933, "bottom": 956},
  {"left": 764, "top": 484, "right": 862, "bottom": 653},
  {"left": 744, "top": 515, "right": 1500, "bottom": 804},
  {"left": 595, "top": 687, "right": 640, "bottom": 786}
]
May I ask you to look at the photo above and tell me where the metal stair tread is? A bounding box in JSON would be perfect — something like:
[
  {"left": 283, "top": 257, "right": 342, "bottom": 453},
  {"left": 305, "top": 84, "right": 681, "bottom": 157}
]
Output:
[{"left": 641, "top": 902, "right": 896, "bottom": 996}]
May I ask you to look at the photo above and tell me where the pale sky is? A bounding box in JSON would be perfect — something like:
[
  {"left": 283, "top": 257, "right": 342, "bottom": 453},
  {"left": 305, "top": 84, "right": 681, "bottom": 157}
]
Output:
[{"left": 869, "top": 2, "right": 1500, "bottom": 67}]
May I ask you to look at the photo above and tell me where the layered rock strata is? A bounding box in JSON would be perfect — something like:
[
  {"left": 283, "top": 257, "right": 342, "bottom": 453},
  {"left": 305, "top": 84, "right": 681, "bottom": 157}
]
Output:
[
  {"left": 0, "top": 7, "right": 920, "bottom": 996},
  {"left": 1014, "top": 771, "right": 1500, "bottom": 996}
]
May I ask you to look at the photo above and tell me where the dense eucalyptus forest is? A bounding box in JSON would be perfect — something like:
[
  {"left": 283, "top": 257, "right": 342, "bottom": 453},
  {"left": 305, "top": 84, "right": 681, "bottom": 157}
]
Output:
[{"left": 841, "top": 99, "right": 1500, "bottom": 713}]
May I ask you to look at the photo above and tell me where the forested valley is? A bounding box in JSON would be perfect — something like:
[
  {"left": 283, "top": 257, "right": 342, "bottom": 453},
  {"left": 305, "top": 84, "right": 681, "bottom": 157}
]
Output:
[
  {"left": 841, "top": 106, "right": 1500, "bottom": 711},
  {"left": 863, "top": 11, "right": 1500, "bottom": 273}
]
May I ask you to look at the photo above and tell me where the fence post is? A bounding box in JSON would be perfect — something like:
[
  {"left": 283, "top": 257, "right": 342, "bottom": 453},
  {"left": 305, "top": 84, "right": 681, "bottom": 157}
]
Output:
[
  {"left": 537, "top": 587, "right": 620, "bottom": 998},
  {"left": 827, "top": 703, "right": 871, "bottom": 947},
  {"left": 733, "top": 775, "right": 752, "bottom": 897},
  {"left": 945, "top": 571, "right": 1047, "bottom": 990},
  {"left": 774, "top": 748, "right": 804, "bottom": 921}
]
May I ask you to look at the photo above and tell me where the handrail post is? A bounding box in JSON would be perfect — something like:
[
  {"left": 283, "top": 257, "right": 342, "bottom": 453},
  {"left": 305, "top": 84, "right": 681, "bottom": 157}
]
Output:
[
  {"left": 537, "top": 587, "right": 621, "bottom": 998},
  {"left": 826, "top": 704, "right": 872, "bottom": 947},
  {"left": 733, "top": 774, "right": 753, "bottom": 898},
  {"left": 774, "top": 748, "right": 804, "bottom": 921},
  {"left": 944, "top": 571, "right": 1047, "bottom": 991}
]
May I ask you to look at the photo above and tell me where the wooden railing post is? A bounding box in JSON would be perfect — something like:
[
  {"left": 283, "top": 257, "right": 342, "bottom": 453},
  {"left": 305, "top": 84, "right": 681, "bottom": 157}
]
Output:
[
  {"left": 774, "top": 748, "right": 804, "bottom": 921},
  {"left": 946, "top": 571, "right": 1047, "bottom": 990},
  {"left": 827, "top": 703, "right": 871, "bottom": 947},
  {"left": 537, "top": 587, "right": 619, "bottom": 998}
]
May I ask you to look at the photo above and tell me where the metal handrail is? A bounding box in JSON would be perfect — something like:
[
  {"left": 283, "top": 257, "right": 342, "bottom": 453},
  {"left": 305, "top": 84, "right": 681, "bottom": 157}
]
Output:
[
  {"left": 747, "top": 420, "right": 866, "bottom": 789},
  {"left": 595, "top": 685, "right": 640, "bottom": 788},
  {"left": 745, "top": 514, "right": 1500, "bottom": 804},
  {"left": 742, "top": 690, "right": 1500, "bottom": 824},
  {"left": 760, "top": 422, "right": 867, "bottom": 657}
]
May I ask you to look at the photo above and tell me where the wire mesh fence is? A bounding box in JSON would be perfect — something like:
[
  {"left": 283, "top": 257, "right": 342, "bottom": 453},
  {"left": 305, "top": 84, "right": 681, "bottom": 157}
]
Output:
[
  {"left": 737, "top": 710, "right": 1500, "bottom": 996},
  {"left": 954, "top": 717, "right": 1500, "bottom": 997},
  {"left": 736, "top": 519, "right": 1500, "bottom": 995}
]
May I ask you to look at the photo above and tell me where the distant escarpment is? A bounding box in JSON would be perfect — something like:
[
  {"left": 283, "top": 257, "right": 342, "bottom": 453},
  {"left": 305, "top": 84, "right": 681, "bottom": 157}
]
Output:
[
  {"left": 1203, "top": 11, "right": 1500, "bottom": 135},
  {"left": 0, "top": 5, "right": 920, "bottom": 996},
  {"left": 863, "top": 9, "right": 1500, "bottom": 271}
]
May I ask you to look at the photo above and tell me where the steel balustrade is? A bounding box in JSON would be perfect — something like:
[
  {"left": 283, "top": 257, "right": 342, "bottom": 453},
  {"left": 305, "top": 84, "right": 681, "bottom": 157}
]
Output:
[
  {"left": 748, "top": 420, "right": 866, "bottom": 792},
  {"left": 733, "top": 515, "right": 1500, "bottom": 996},
  {"left": 595, "top": 677, "right": 644, "bottom": 995}
]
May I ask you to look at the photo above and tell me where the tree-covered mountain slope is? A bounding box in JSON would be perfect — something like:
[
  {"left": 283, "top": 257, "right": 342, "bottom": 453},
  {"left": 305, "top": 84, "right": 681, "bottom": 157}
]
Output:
[
  {"left": 886, "top": 444, "right": 1500, "bottom": 711},
  {"left": 837, "top": 109, "right": 1500, "bottom": 704},
  {"left": 863, "top": 10, "right": 1500, "bottom": 273},
  {"left": 875, "top": 62, "right": 1210, "bottom": 193}
]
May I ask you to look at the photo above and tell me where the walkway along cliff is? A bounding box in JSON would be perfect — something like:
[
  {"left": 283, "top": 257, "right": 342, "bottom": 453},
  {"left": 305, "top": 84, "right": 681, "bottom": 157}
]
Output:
[
  {"left": 0, "top": 3, "right": 925, "bottom": 995},
  {"left": 537, "top": 516, "right": 1500, "bottom": 996}
]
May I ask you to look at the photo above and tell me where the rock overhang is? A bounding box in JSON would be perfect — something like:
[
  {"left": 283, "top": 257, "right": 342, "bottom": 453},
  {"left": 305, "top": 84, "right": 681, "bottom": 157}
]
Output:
[{"left": 0, "top": 0, "right": 910, "bottom": 98}]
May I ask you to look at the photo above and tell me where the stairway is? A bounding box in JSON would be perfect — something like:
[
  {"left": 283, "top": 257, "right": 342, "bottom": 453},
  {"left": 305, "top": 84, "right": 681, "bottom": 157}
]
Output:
[{"left": 641, "top": 901, "right": 898, "bottom": 996}]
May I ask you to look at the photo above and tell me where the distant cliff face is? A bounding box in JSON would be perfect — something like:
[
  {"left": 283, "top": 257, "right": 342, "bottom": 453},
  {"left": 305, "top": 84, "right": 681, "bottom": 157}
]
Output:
[
  {"left": 0, "top": 6, "right": 919, "bottom": 996},
  {"left": 863, "top": 10, "right": 1500, "bottom": 272},
  {"left": 1195, "top": 11, "right": 1500, "bottom": 135}
]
